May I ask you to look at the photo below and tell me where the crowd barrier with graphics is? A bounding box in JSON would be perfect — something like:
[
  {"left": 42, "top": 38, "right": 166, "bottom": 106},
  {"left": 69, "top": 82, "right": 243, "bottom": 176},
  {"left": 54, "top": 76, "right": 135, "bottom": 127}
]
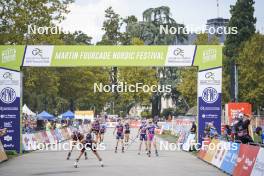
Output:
[
  {"left": 0, "top": 140, "right": 8, "bottom": 162},
  {"left": 197, "top": 139, "right": 264, "bottom": 176},
  {"left": 22, "top": 125, "right": 90, "bottom": 151},
  {"left": 158, "top": 119, "right": 196, "bottom": 151}
]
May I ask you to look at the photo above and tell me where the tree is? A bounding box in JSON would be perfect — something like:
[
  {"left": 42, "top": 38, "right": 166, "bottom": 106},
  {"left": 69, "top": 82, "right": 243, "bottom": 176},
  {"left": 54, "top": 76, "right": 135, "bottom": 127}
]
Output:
[
  {"left": 126, "top": 6, "right": 186, "bottom": 45},
  {"left": 224, "top": 0, "right": 256, "bottom": 102},
  {"left": 237, "top": 34, "right": 264, "bottom": 112},
  {"left": 0, "top": 0, "right": 74, "bottom": 44},
  {"left": 97, "top": 7, "right": 122, "bottom": 45},
  {"left": 62, "top": 31, "right": 92, "bottom": 45}
]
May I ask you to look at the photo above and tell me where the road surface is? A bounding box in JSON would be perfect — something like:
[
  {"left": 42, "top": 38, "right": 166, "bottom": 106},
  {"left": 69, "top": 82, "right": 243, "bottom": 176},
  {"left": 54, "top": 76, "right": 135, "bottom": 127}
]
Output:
[{"left": 0, "top": 129, "right": 226, "bottom": 176}]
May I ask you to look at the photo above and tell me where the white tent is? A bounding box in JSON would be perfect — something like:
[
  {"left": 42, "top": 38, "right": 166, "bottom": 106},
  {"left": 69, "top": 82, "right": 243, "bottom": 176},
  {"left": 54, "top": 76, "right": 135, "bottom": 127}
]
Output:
[{"left": 22, "top": 104, "right": 36, "bottom": 116}]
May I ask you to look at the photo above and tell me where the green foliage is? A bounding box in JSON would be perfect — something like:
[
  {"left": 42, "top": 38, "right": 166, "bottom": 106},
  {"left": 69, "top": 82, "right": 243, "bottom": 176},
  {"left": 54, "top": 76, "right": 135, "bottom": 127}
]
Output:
[
  {"left": 161, "top": 108, "right": 175, "bottom": 119},
  {"left": 97, "top": 7, "right": 122, "bottom": 45},
  {"left": 141, "top": 110, "right": 151, "bottom": 118},
  {"left": 0, "top": 0, "right": 74, "bottom": 44},
  {"left": 61, "top": 31, "right": 92, "bottom": 45},
  {"left": 237, "top": 34, "right": 264, "bottom": 111},
  {"left": 223, "top": 0, "right": 256, "bottom": 100}
]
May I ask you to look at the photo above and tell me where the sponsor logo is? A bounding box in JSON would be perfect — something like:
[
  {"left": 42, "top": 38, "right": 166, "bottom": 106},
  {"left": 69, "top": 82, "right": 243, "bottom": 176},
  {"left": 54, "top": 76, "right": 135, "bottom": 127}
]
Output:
[
  {"left": 24, "top": 46, "right": 53, "bottom": 66},
  {"left": 202, "top": 87, "right": 218, "bottom": 103},
  {"left": 3, "top": 72, "right": 13, "bottom": 80},
  {"left": 0, "top": 87, "right": 16, "bottom": 104},
  {"left": 200, "top": 71, "right": 220, "bottom": 85},
  {"left": 166, "top": 46, "right": 194, "bottom": 66},
  {"left": 32, "top": 48, "right": 43, "bottom": 58},
  {"left": 205, "top": 72, "right": 215, "bottom": 80},
  {"left": 4, "top": 121, "right": 13, "bottom": 128},
  {"left": 4, "top": 135, "right": 12, "bottom": 142},
  {"left": 4, "top": 144, "right": 14, "bottom": 148},
  {"left": 202, "top": 49, "right": 217, "bottom": 63},
  {"left": 1, "top": 48, "right": 16, "bottom": 63},
  {"left": 173, "top": 48, "right": 185, "bottom": 57}
]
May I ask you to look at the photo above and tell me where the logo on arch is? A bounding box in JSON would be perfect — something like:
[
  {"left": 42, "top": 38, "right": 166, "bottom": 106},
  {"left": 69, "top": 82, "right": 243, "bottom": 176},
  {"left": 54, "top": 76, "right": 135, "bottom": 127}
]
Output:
[{"left": 202, "top": 87, "right": 218, "bottom": 103}]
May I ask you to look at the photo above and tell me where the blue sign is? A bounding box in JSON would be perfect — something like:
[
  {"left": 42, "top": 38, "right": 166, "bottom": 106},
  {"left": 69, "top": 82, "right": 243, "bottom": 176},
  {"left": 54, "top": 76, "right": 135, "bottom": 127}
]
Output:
[
  {"left": 0, "top": 69, "right": 21, "bottom": 153},
  {"left": 220, "top": 142, "right": 240, "bottom": 174}
]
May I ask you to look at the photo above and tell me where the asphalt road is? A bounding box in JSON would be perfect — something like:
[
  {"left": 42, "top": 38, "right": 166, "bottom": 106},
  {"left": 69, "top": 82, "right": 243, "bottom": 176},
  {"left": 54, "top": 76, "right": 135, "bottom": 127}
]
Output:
[{"left": 0, "top": 129, "right": 226, "bottom": 176}]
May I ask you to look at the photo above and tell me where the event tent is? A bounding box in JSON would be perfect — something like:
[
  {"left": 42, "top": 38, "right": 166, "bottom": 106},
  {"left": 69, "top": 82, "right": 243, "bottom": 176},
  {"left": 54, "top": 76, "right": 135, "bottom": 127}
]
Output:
[
  {"left": 37, "top": 111, "right": 55, "bottom": 120},
  {"left": 61, "top": 110, "right": 74, "bottom": 119},
  {"left": 22, "top": 104, "right": 36, "bottom": 116}
]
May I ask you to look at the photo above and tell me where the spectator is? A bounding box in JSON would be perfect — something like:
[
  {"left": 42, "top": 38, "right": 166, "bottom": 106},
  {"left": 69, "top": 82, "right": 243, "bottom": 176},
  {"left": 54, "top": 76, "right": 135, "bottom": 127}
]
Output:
[
  {"left": 224, "top": 125, "right": 232, "bottom": 141},
  {"left": 190, "top": 122, "right": 197, "bottom": 134},
  {"left": 255, "top": 127, "right": 264, "bottom": 144}
]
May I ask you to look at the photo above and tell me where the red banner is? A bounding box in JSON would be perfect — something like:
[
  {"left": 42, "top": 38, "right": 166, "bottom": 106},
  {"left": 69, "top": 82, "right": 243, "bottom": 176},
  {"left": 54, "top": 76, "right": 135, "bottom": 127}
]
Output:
[
  {"left": 226, "top": 102, "right": 252, "bottom": 124},
  {"left": 233, "top": 144, "right": 260, "bottom": 176}
]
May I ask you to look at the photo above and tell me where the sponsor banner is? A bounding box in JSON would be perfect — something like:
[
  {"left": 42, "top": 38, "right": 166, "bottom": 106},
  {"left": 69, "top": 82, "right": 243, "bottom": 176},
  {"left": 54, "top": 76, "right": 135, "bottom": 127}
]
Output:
[
  {"left": 225, "top": 102, "right": 252, "bottom": 125},
  {"left": 233, "top": 144, "right": 260, "bottom": 176},
  {"left": 0, "top": 45, "right": 25, "bottom": 71},
  {"left": 0, "top": 140, "right": 8, "bottom": 162},
  {"left": 50, "top": 130, "right": 59, "bottom": 143},
  {"left": 197, "top": 138, "right": 211, "bottom": 159},
  {"left": 198, "top": 67, "right": 222, "bottom": 143},
  {"left": 251, "top": 148, "right": 264, "bottom": 176},
  {"left": 0, "top": 68, "right": 21, "bottom": 153},
  {"left": 182, "top": 133, "right": 196, "bottom": 151},
  {"left": 19, "top": 45, "right": 222, "bottom": 67},
  {"left": 22, "top": 134, "right": 37, "bottom": 151},
  {"left": 54, "top": 129, "right": 64, "bottom": 142},
  {"left": 46, "top": 131, "right": 55, "bottom": 144},
  {"left": 66, "top": 127, "right": 73, "bottom": 137},
  {"left": 211, "top": 141, "right": 230, "bottom": 168},
  {"left": 194, "top": 45, "right": 222, "bottom": 71},
  {"left": 40, "top": 131, "right": 50, "bottom": 144},
  {"left": 78, "top": 126, "right": 84, "bottom": 133},
  {"left": 34, "top": 132, "right": 44, "bottom": 144},
  {"left": 23, "top": 45, "right": 54, "bottom": 67},
  {"left": 165, "top": 45, "right": 196, "bottom": 66},
  {"left": 220, "top": 142, "right": 240, "bottom": 174},
  {"left": 203, "top": 139, "right": 220, "bottom": 163},
  {"left": 130, "top": 121, "right": 140, "bottom": 128}
]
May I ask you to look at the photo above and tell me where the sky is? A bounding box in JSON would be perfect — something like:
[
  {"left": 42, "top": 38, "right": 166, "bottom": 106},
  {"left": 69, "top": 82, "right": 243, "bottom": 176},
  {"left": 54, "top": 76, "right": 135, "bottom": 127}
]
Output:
[{"left": 59, "top": 0, "right": 264, "bottom": 43}]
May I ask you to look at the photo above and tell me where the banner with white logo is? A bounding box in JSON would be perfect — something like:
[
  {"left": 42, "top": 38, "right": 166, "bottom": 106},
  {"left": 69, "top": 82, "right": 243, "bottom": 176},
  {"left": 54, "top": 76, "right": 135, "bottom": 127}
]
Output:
[
  {"left": 197, "top": 67, "right": 222, "bottom": 143},
  {"left": 0, "top": 68, "right": 21, "bottom": 153},
  {"left": 23, "top": 45, "right": 54, "bottom": 66},
  {"left": 165, "top": 45, "right": 196, "bottom": 66}
]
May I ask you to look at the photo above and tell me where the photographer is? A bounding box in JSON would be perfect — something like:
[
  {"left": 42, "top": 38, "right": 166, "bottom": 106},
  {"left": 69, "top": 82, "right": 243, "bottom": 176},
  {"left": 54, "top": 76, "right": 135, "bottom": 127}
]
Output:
[{"left": 233, "top": 113, "right": 254, "bottom": 144}]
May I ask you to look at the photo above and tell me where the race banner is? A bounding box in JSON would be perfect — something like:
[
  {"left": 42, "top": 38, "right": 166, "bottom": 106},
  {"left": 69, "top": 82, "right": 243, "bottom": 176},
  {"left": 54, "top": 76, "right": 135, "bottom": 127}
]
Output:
[
  {"left": 1, "top": 45, "right": 222, "bottom": 152},
  {"left": 203, "top": 139, "right": 220, "bottom": 163},
  {"left": 211, "top": 141, "right": 230, "bottom": 168},
  {"left": 225, "top": 102, "right": 252, "bottom": 125},
  {"left": 233, "top": 144, "right": 260, "bottom": 176},
  {"left": 0, "top": 68, "right": 21, "bottom": 153},
  {"left": 220, "top": 142, "right": 240, "bottom": 175},
  {"left": 251, "top": 148, "right": 264, "bottom": 176},
  {"left": 197, "top": 67, "right": 222, "bottom": 143}
]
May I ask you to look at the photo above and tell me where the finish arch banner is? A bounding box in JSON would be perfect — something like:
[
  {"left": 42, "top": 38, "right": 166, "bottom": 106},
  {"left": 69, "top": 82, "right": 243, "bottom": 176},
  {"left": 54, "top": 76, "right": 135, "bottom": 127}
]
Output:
[{"left": 0, "top": 45, "right": 222, "bottom": 152}]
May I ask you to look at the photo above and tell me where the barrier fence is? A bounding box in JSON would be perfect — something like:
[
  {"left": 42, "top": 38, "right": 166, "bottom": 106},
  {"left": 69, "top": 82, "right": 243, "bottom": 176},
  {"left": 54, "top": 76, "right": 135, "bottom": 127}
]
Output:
[
  {"left": 197, "top": 139, "right": 264, "bottom": 176},
  {"left": 22, "top": 124, "right": 90, "bottom": 151}
]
